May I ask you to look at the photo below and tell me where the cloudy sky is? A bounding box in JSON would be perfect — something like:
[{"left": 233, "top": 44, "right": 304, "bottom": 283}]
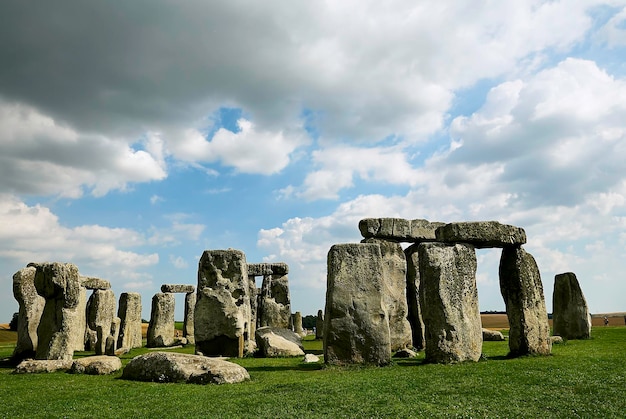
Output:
[{"left": 2, "top": 1, "right": 626, "bottom": 322}]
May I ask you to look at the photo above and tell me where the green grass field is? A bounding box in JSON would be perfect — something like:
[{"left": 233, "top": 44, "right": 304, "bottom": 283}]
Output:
[{"left": 1, "top": 328, "right": 625, "bottom": 418}]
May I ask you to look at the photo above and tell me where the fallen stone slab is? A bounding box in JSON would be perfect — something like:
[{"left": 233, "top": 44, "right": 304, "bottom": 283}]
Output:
[
  {"left": 436, "top": 221, "right": 526, "bottom": 248},
  {"left": 160, "top": 284, "right": 195, "bottom": 294},
  {"left": 70, "top": 356, "right": 122, "bottom": 375},
  {"left": 81, "top": 276, "right": 111, "bottom": 290},
  {"left": 121, "top": 352, "right": 250, "bottom": 384},
  {"left": 394, "top": 348, "right": 418, "bottom": 358},
  {"left": 482, "top": 329, "right": 506, "bottom": 341},
  {"left": 13, "top": 359, "right": 73, "bottom": 374},
  {"left": 255, "top": 327, "right": 304, "bottom": 357}
]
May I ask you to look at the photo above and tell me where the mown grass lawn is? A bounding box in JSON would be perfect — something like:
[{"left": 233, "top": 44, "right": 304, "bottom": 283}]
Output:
[{"left": 1, "top": 327, "right": 625, "bottom": 418}]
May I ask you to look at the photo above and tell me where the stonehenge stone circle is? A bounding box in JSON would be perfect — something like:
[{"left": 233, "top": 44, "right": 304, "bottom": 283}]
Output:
[
  {"left": 419, "top": 242, "right": 482, "bottom": 363},
  {"left": 499, "top": 246, "right": 552, "bottom": 356},
  {"left": 552, "top": 272, "right": 592, "bottom": 340},
  {"left": 12, "top": 266, "right": 44, "bottom": 361},
  {"left": 31, "top": 262, "right": 83, "bottom": 360},
  {"left": 324, "top": 243, "right": 391, "bottom": 366},
  {"left": 195, "top": 249, "right": 252, "bottom": 358},
  {"left": 122, "top": 352, "right": 250, "bottom": 384},
  {"left": 362, "top": 238, "right": 412, "bottom": 351},
  {"left": 147, "top": 292, "right": 176, "bottom": 348},
  {"left": 117, "top": 292, "right": 143, "bottom": 350}
]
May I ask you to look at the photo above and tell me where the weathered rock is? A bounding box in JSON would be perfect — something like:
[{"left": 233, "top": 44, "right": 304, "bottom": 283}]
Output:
[
  {"left": 160, "top": 284, "right": 195, "bottom": 294},
  {"left": 87, "top": 289, "right": 116, "bottom": 355},
  {"left": 550, "top": 336, "right": 564, "bottom": 344},
  {"left": 405, "top": 244, "right": 425, "bottom": 350},
  {"left": 70, "top": 355, "right": 122, "bottom": 375},
  {"left": 363, "top": 238, "right": 412, "bottom": 351},
  {"left": 13, "top": 359, "right": 73, "bottom": 374},
  {"left": 315, "top": 309, "right": 324, "bottom": 340},
  {"left": 435, "top": 221, "right": 526, "bottom": 248},
  {"left": 303, "top": 353, "right": 320, "bottom": 363},
  {"left": 258, "top": 272, "right": 291, "bottom": 329},
  {"left": 552, "top": 272, "right": 592, "bottom": 340},
  {"left": 255, "top": 327, "right": 305, "bottom": 357},
  {"left": 147, "top": 293, "right": 176, "bottom": 347},
  {"left": 183, "top": 292, "right": 196, "bottom": 345},
  {"left": 293, "top": 311, "right": 305, "bottom": 336},
  {"left": 499, "top": 247, "right": 552, "bottom": 356},
  {"left": 80, "top": 276, "right": 111, "bottom": 290},
  {"left": 359, "top": 218, "right": 445, "bottom": 242},
  {"left": 482, "top": 329, "right": 505, "bottom": 341},
  {"left": 72, "top": 286, "right": 87, "bottom": 352},
  {"left": 12, "top": 266, "right": 45, "bottom": 361},
  {"left": 419, "top": 242, "right": 482, "bottom": 364},
  {"left": 248, "top": 263, "right": 289, "bottom": 276},
  {"left": 393, "top": 348, "right": 418, "bottom": 358},
  {"left": 324, "top": 243, "right": 391, "bottom": 366},
  {"left": 195, "top": 249, "right": 251, "bottom": 357},
  {"left": 117, "top": 292, "right": 143, "bottom": 350},
  {"left": 32, "top": 262, "right": 82, "bottom": 360},
  {"left": 122, "top": 352, "right": 250, "bottom": 384}
]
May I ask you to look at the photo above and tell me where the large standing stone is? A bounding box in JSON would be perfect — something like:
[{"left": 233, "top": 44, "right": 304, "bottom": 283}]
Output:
[
  {"left": 499, "top": 247, "right": 551, "bottom": 356},
  {"left": 363, "top": 238, "right": 412, "bottom": 351},
  {"left": 147, "top": 293, "right": 176, "bottom": 348},
  {"left": 117, "top": 292, "right": 143, "bottom": 350},
  {"left": 195, "top": 249, "right": 251, "bottom": 358},
  {"left": 12, "top": 266, "right": 45, "bottom": 361},
  {"left": 183, "top": 292, "right": 196, "bottom": 344},
  {"left": 32, "top": 262, "right": 83, "bottom": 360},
  {"left": 258, "top": 272, "right": 291, "bottom": 329},
  {"left": 405, "top": 244, "right": 425, "bottom": 350},
  {"left": 418, "top": 243, "right": 482, "bottom": 363},
  {"left": 293, "top": 311, "right": 305, "bottom": 337},
  {"left": 436, "top": 221, "right": 527, "bottom": 248},
  {"left": 324, "top": 243, "right": 391, "bottom": 366},
  {"left": 315, "top": 309, "right": 324, "bottom": 340},
  {"left": 552, "top": 272, "right": 592, "bottom": 340},
  {"left": 86, "top": 289, "right": 117, "bottom": 355}
]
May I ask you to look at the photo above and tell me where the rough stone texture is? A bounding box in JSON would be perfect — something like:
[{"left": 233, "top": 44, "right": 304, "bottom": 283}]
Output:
[
  {"left": 435, "top": 221, "right": 527, "bottom": 248},
  {"left": 293, "top": 311, "right": 305, "bottom": 336},
  {"left": 13, "top": 359, "right": 73, "bottom": 374},
  {"left": 303, "top": 353, "right": 320, "bottom": 363},
  {"left": 147, "top": 293, "right": 176, "bottom": 347},
  {"left": 80, "top": 276, "right": 111, "bottom": 290},
  {"left": 550, "top": 336, "right": 564, "bottom": 344},
  {"left": 552, "top": 272, "right": 592, "bottom": 340},
  {"left": 482, "top": 329, "right": 505, "bottom": 341},
  {"left": 183, "top": 292, "right": 196, "bottom": 344},
  {"left": 70, "top": 355, "right": 122, "bottom": 375},
  {"left": 499, "top": 247, "right": 552, "bottom": 357},
  {"left": 324, "top": 243, "right": 391, "bottom": 366},
  {"left": 255, "top": 327, "right": 305, "bottom": 357},
  {"left": 359, "top": 218, "right": 445, "bottom": 242},
  {"left": 122, "top": 352, "right": 250, "bottom": 384},
  {"left": 12, "top": 266, "right": 45, "bottom": 361},
  {"left": 32, "top": 262, "right": 82, "bottom": 360},
  {"left": 248, "top": 276, "right": 259, "bottom": 349},
  {"left": 86, "top": 289, "right": 116, "bottom": 355},
  {"left": 161, "top": 284, "right": 196, "bottom": 294},
  {"left": 419, "top": 243, "right": 482, "bottom": 364},
  {"left": 363, "top": 238, "right": 412, "bottom": 351},
  {"left": 248, "top": 262, "right": 289, "bottom": 276},
  {"left": 405, "top": 244, "right": 425, "bottom": 350},
  {"left": 315, "top": 309, "right": 324, "bottom": 340},
  {"left": 195, "top": 249, "right": 251, "bottom": 358},
  {"left": 73, "top": 287, "right": 87, "bottom": 352},
  {"left": 117, "top": 292, "right": 143, "bottom": 350},
  {"left": 394, "top": 348, "right": 418, "bottom": 358},
  {"left": 258, "top": 273, "right": 291, "bottom": 329}
]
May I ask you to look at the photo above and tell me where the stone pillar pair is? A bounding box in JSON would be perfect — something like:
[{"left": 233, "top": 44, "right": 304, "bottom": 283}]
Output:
[{"left": 147, "top": 284, "right": 195, "bottom": 347}]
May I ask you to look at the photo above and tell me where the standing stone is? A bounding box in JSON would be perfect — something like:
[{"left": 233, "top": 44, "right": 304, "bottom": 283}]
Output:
[
  {"left": 147, "top": 293, "right": 176, "bottom": 348},
  {"left": 117, "top": 292, "right": 143, "bottom": 350},
  {"left": 363, "top": 238, "right": 412, "bottom": 351},
  {"left": 552, "top": 272, "right": 592, "bottom": 340},
  {"left": 419, "top": 243, "right": 482, "bottom": 364},
  {"left": 405, "top": 244, "right": 425, "bottom": 350},
  {"left": 247, "top": 276, "right": 259, "bottom": 350},
  {"left": 183, "top": 292, "right": 196, "bottom": 344},
  {"left": 293, "top": 311, "right": 305, "bottom": 337},
  {"left": 73, "top": 286, "right": 87, "bottom": 352},
  {"left": 195, "top": 249, "right": 251, "bottom": 358},
  {"left": 12, "top": 266, "right": 45, "bottom": 361},
  {"left": 32, "top": 262, "right": 82, "bottom": 360},
  {"left": 258, "top": 272, "right": 291, "bottom": 329},
  {"left": 324, "top": 243, "right": 391, "bottom": 366},
  {"left": 499, "top": 247, "right": 551, "bottom": 356},
  {"left": 315, "top": 309, "right": 324, "bottom": 340},
  {"left": 87, "top": 289, "right": 116, "bottom": 355}
]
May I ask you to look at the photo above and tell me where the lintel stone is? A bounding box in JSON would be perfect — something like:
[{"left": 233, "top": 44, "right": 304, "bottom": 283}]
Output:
[
  {"left": 161, "top": 284, "right": 196, "bottom": 294},
  {"left": 436, "top": 221, "right": 526, "bottom": 248}
]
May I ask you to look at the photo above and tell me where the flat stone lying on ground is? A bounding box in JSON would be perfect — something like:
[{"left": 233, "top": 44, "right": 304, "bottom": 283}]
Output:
[
  {"left": 13, "top": 359, "right": 73, "bottom": 374},
  {"left": 359, "top": 218, "right": 445, "bottom": 242},
  {"left": 255, "top": 327, "right": 304, "bottom": 357},
  {"left": 121, "top": 352, "right": 250, "bottom": 384},
  {"left": 482, "top": 329, "right": 505, "bottom": 341},
  {"left": 303, "top": 353, "right": 320, "bottom": 363},
  {"left": 435, "top": 221, "right": 527, "bottom": 248},
  {"left": 69, "top": 355, "right": 122, "bottom": 375},
  {"left": 160, "top": 284, "right": 195, "bottom": 294}
]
